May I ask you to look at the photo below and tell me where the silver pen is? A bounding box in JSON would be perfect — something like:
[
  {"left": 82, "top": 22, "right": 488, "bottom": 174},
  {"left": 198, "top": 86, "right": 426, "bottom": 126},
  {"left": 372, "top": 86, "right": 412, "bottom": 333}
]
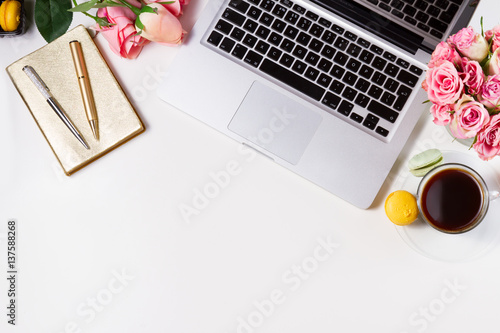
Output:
[{"left": 22, "top": 65, "right": 89, "bottom": 150}]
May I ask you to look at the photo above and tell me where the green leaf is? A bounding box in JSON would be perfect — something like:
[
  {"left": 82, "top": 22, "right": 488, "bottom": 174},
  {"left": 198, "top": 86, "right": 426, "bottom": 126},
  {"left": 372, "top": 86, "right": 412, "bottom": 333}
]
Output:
[
  {"left": 67, "top": 0, "right": 98, "bottom": 12},
  {"left": 35, "top": 0, "right": 74, "bottom": 43},
  {"left": 156, "top": 1, "right": 175, "bottom": 4}
]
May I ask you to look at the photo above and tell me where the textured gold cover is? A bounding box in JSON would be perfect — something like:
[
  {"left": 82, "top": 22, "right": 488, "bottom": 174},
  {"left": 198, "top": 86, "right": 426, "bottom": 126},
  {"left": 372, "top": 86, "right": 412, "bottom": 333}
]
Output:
[{"left": 6, "top": 25, "right": 145, "bottom": 175}]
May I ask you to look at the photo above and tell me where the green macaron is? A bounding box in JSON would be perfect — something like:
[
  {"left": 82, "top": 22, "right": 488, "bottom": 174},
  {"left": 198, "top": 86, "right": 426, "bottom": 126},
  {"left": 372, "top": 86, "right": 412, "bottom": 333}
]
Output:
[{"left": 408, "top": 149, "right": 443, "bottom": 177}]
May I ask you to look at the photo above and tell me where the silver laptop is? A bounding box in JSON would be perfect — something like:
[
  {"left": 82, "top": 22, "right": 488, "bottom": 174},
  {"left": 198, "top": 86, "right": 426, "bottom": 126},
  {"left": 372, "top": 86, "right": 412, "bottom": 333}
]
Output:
[{"left": 157, "top": 0, "right": 479, "bottom": 208}]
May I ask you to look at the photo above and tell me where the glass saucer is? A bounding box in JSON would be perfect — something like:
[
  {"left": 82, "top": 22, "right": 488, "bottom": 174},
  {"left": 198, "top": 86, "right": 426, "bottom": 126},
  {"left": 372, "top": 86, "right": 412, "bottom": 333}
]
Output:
[{"left": 395, "top": 150, "right": 500, "bottom": 262}]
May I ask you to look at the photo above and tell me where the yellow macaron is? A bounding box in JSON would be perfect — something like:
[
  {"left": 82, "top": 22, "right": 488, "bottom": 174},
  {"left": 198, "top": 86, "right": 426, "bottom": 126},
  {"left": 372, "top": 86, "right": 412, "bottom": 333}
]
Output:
[{"left": 385, "top": 190, "right": 419, "bottom": 226}]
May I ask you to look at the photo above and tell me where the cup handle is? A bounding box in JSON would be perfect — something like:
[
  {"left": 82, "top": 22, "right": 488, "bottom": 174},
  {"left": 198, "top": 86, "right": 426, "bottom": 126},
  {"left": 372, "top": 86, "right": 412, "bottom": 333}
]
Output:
[{"left": 490, "top": 191, "right": 500, "bottom": 201}]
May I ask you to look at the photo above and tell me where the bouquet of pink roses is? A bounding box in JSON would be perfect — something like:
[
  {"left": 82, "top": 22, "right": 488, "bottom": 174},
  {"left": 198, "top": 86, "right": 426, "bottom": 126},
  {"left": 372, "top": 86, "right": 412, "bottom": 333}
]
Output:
[
  {"left": 70, "top": 0, "right": 189, "bottom": 59},
  {"left": 423, "top": 20, "right": 500, "bottom": 161}
]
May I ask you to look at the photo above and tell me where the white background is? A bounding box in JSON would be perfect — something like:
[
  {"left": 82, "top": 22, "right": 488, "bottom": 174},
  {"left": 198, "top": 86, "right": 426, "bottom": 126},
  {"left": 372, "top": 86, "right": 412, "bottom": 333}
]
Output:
[{"left": 2, "top": 0, "right": 500, "bottom": 332}]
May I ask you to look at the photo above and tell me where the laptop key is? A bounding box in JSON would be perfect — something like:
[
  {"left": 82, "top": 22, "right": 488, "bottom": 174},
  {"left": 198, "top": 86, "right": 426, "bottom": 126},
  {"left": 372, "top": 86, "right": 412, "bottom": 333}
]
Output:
[
  {"left": 428, "top": 17, "right": 448, "bottom": 32},
  {"left": 322, "top": 92, "right": 341, "bottom": 110},
  {"left": 350, "top": 113, "right": 363, "bottom": 124},
  {"left": 260, "top": 0, "right": 275, "bottom": 11},
  {"left": 280, "top": 38, "right": 295, "bottom": 52},
  {"left": 268, "top": 46, "right": 282, "bottom": 60},
  {"left": 292, "top": 45, "right": 307, "bottom": 58},
  {"left": 271, "top": 18, "right": 287, "bottom": 32},
  {"left": 215, "top": 20, "right": 233, "bottom": 34},
  {"left": 309, "top": 38, "right": 324, "bottom": 52},
  {"left": 292, "top": 4, "right": 306, "bottom": 14},
  {"left": 248, "top": 6, "right": 262, "bottom": 19},
  {"left": 317, "top": 74, "right": 333, "bottom": 87},
  {"left": 331, "top": 24, "right": 344, "bottom": 35},
  {"left": 321, "top": 45, "right": 336, "bottom": 59},
  {"left": 397, "top": 69, "right": 419, "bottom": 87},
  {"left": 409, "top": 65, "right": 423, "bottom": 75},
  {"left": 260, "top": 59, "right": 326, "bottom": 100},
  {"left": 338, "top": 100, "right": 354, "bottom": 116},
  {"left": 306, "top": 11, "right": 319, "bottom": 21},
  {"left": 342, "top": 87, "right": 357, "bottom": 101},
  {"left": 272, "top": 4, "right": 287, "bottom": 17},
  {"left": 355, "top": 93, "right": 370, "bottom": 107},
  {"left": 305, "top": 52, "right": 320, "bottom": 66},
  {"left": 223, "top": 8, "right": 246, "bottom": 26},
  {"left": 220, "top": 37, "right": 236, "bottom": 52},
  {"left": 231, "top": 27, "right": 246, "bottom": 41},
  {"left": 244, "top": 19, "right": 258, "bottom": 33},
  {"left": 331, "top": 65, "right": 345, "bottom": 79},
  {"left": 255, "top": 40, "right": 271, "bottom": 54},
  {"left": 376, "top": 126, "right": 389, "bottom": 137},
  {"left": 243, "top": 34, "right": 258, "bottom": 47},
  {"left": 367, "top": 100, "right": 399, "bottom": 123},
  {"left": 207, "top": 31, "right": 224, "bottom": 46},
  {"left": 318, "top": 17, "right": 332, "bottom": 28},
  {"left": 284, "top": 25, "right": 299, "bottom": 38},
  {"left": 260, "top": 12, "right": 274, "bottom": 25},
  {"left": 256, "top": 25, "right": 271, "bottom": 38},
  {"left": 355, "top": 78, "right": 370, "bottom": 92},
  {"left": 279, "top": 53, "right": 294, "bottom": 67},
  {"left": 292, "top": 60, "right": 307, "bottom": 74},
  {"left": 244, "top": 50, "right": 263, "bottom": 67},
  {"left": 281, "top": 0, "right": 293, "bottom": 7},
  {"left": 334, "top": 36, "right": 349, "bottom": 50},
  {"left": 310, "top": 24, "right": 325, "bottom": 37},
  {"left": 284, "top": 11, "right": 300, "bottom": 24},
  {"left": 297, "top": 17, "right": 312, "bottom": 30},
  {"left": 330, "top": 80, "right": 345, "bottom": 94},
  {"left": 333, "top": 52, "right": 348, "bottom": 66},
  {"left": 229, "top": 0, "right": 250, "bottom": 13},
  {"left": 305, "top": 67, "right": 320, "bottom": 81},
  {"left": 268, "top": 32, "right": 283, "bottom": 45},
  {"left": 232, "top": 44, "right": 248, "bottom": 59}
]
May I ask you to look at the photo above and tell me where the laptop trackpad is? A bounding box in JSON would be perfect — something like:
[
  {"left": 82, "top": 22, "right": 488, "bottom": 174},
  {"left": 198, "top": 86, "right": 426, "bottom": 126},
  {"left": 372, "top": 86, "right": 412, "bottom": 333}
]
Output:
[{"left": 228, "top": 81, "right": 323, "bottom": 165}]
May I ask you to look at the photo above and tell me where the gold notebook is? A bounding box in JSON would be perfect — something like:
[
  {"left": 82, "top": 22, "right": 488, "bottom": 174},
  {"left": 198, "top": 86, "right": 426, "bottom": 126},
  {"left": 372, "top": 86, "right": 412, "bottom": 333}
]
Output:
[{"left": 6, "top": 25, "right": 145, "bottom": 175}]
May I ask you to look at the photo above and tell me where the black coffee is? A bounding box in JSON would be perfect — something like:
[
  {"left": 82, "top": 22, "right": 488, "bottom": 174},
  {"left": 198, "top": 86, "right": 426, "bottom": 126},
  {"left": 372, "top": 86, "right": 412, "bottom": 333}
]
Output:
[{"left": 421, "top": 168, "right": 483, "bottom": 232}]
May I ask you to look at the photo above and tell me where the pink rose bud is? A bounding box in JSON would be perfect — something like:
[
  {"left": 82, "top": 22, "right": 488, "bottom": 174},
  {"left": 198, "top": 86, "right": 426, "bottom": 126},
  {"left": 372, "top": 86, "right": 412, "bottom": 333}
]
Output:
[
  {"left": 425, "top": 60, "right": 464, "bottom": 105},
  {"left": 449, "top": 98, "right": 490, "bottom": 139},
  {"left": 137, "top": 3, "right": 185, "bottom": 45},
  {"left": 485, "top": 25, "right": 500, "bottom": 52},
  {"left": 448, "top": 27, "right": 489, "bottom": 62},
  {"left": 488, "top": 48, "right": 500, "bottom": 76},
  {"left": 95, "top": 2, "right": 148, "bottom": 59},
  {"left": 460, "top": 57, "right": 484, "bottom": 95}
]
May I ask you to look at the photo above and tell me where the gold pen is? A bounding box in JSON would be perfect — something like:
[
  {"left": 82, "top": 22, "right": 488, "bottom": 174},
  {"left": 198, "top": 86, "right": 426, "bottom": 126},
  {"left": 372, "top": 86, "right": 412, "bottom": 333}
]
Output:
[{"left": 69, "top": 40, "right": 99, "bottom": 140}]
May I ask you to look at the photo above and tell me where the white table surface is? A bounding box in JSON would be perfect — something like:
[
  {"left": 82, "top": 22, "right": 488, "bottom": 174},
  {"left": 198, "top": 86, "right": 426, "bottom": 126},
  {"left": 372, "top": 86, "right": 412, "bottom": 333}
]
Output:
[{"left": 1, "top": 0, "right": 500, "bottom": 332}]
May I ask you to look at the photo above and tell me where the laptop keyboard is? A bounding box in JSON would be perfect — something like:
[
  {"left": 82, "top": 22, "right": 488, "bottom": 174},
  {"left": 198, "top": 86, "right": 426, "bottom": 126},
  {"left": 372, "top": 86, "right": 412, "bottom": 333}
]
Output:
[
  {"left": 362, "top": 0, "right": 463, "bottom": 39},
  {"left": 205, "top": 0, "right": 424, "bottom": 139}
]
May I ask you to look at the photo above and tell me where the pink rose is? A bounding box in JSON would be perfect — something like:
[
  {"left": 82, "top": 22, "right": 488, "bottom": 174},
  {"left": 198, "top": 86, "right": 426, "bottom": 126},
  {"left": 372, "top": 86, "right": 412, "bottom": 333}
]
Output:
[
  {"left": 449, "top": 98, "right": 490, "bottom": 139},
  {"left": 95, "top": 0, "right": 148, "bottom": 59},
  {"left": 430, "top": 103, "right": 453, "bottom": 125},
  {"left": 485, "top": 25, "right": 500, "bottom": 52},
  {"left": 425, "top": 60, "right": 464, "bottom": 105},
  {"left": 473, "top": 114, "right": 500, "bottom": 160},
  {"left": 448, "top": 27, "right": 489, "bottom": 62},
  {"left": 479, "top": 74, "right": 500, "bottom": 110},
  {"left": 428, "top": 42, "right": 462, "bottom": 69},
  {"left": 487, "top": 48, "right": 500, "bottom": 76},
  {"left": 460, "top": 58, "right": 484, "bottom": 95},
  {"left": 137, "top": 3, "right": 184, "bottom": 45}
]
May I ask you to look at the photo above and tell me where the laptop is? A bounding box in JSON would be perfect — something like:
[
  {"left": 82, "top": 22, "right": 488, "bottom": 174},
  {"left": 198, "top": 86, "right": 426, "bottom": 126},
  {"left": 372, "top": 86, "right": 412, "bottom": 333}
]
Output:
[{"left": 157, "top": 0, "right": 479, "bottom": 208}]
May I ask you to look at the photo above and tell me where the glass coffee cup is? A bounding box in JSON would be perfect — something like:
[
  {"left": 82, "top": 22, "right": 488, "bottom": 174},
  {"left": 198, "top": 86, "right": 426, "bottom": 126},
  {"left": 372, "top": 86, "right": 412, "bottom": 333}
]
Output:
[{"left": 417, "top": 163, "right": 500, "bottom": 234}]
